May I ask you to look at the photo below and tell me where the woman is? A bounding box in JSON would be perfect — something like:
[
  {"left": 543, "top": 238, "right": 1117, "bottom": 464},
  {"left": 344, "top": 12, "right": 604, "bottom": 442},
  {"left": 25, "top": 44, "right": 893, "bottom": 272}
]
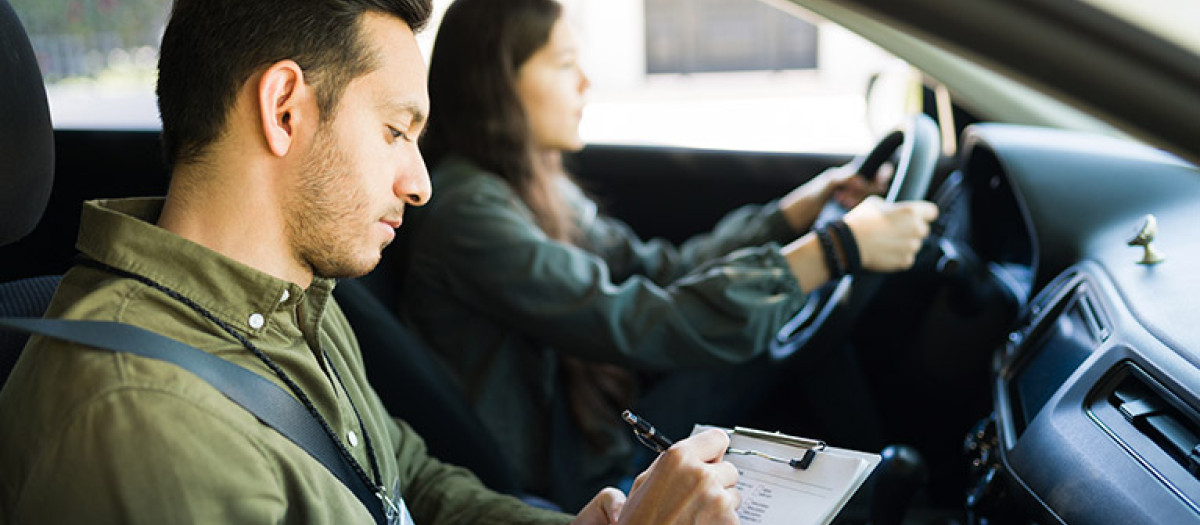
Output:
[{"left": 400, "top": 0, "right": 937, "bottom": 510}]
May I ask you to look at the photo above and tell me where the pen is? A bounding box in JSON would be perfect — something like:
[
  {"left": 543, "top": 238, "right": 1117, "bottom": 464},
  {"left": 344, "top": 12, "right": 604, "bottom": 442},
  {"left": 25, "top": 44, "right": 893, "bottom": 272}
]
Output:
[{"left": 621, "top": 410, "right": 674, "bottom": 453}]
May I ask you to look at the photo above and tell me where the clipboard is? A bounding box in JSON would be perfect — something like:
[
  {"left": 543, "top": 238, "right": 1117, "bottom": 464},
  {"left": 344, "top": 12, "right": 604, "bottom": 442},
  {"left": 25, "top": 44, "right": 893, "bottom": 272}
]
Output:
[{"left": 692, "top": 425, "right": 881, "bottom": 525}]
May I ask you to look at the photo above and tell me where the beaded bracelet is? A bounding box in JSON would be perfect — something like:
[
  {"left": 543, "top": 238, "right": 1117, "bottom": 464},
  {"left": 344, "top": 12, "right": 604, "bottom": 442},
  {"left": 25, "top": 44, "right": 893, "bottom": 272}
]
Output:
[
  {"left": 829, "top": 220, "right": 862, "bottom": 275},
  {"left": 814, "top": 225, "right": 845, "bottom": 278}
]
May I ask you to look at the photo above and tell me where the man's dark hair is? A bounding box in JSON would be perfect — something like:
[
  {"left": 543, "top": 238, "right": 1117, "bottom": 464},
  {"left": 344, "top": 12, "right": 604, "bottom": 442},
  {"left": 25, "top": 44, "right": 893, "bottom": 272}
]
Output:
[{"left": 157, "top": 0, "right": 432, "bottom": 169}]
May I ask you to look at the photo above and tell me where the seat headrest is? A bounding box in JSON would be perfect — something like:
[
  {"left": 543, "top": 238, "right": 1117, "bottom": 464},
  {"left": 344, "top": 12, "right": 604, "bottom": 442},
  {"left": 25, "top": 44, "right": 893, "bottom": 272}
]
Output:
[{"left": 0, "top": 0, "right": 54, "bottom": 247}]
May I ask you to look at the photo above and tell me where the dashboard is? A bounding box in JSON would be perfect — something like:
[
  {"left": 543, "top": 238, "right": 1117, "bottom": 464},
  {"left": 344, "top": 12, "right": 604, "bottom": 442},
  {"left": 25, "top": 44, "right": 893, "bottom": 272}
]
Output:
[{"left": 954, "top": 124, "right": 1200, "bottom": 524}]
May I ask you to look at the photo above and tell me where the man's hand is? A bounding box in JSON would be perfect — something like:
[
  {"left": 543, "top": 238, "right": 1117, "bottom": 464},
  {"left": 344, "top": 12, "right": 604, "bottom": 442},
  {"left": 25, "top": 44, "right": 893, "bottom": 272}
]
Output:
[
  {"left": 616, "top": 428, "right": 740, "bottom": 525},
  {"left": 842, "top": 195, "right": 939, "bottom": 272},
  {"left": 572, "top": 487, "right": 627, "bottom": 525}
]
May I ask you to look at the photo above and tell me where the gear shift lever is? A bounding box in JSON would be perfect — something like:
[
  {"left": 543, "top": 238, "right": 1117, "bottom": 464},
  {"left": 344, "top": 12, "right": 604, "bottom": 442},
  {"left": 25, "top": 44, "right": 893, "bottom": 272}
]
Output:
[{"left": 868, "top": 444, "right": 928, "bottom": 525}]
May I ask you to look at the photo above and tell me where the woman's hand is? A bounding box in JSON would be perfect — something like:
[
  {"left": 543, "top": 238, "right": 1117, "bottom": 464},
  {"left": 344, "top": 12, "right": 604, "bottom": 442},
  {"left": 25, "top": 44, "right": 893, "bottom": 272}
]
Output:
[
  {"left": 779, "top": 164, "right": 889, "bottom": 232},
  {"left": 842, "top": 196, "right": 939, "bottom": 272},
  {"left": 833, "top": 162, "right": 893, "bottom": 209}
]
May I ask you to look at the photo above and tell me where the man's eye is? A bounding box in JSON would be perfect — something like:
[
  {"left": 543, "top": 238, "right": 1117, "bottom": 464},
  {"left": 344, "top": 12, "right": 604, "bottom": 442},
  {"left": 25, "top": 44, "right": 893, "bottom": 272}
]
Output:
[{"left": 388, "top": 126, "right": 409, "bottom": 142}]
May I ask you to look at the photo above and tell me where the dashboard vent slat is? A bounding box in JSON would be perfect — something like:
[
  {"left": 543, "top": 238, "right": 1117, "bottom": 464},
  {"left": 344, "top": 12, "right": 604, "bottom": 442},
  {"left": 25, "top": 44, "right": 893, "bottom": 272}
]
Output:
[{"left": 1111, "top": 374, "right": 1200, "bottom": 477}]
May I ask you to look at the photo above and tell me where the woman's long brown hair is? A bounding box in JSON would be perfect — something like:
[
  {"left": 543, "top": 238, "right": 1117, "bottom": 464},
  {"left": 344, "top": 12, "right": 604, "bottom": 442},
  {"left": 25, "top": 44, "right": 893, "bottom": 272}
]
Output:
[{"left": 422, "top": 0, "right": 635, "bottom": 451}]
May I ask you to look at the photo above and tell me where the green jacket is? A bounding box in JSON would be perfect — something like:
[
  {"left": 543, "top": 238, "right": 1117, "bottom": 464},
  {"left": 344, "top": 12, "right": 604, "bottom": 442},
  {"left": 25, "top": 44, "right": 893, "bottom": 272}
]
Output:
[
  {"left": 0, "top": 198, "right": 569, "bottom": 525},
  {"left": 398, "top": 156, "right": 808, "bottom": 508}
]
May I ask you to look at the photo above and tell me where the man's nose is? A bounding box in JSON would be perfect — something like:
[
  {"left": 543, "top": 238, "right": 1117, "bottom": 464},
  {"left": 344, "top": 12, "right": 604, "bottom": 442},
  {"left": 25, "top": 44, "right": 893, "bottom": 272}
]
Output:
[{"left": 395, "top": 151, "right": 432, "bottom": 207}]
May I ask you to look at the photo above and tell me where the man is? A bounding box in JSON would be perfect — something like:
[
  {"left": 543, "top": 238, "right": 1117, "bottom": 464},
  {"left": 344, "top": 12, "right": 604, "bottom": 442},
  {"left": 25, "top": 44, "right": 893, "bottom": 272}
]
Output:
[{"left": 0, "top": 0, "right": 740, "bottom": 523}]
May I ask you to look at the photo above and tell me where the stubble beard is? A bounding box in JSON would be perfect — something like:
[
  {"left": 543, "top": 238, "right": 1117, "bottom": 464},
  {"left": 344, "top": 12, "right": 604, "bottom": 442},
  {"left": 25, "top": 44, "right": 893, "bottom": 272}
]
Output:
[{"left": 285, "top": 125, "right": 380, "bottom": 280}]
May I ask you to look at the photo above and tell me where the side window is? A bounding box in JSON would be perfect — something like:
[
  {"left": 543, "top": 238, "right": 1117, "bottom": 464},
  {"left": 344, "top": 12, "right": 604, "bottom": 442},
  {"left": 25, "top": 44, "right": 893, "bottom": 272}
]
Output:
[
  {"left": 13, "top": 0, "right": 919, "bottom": 148},
  {"left": 561, "top": 0, "right": 919, "bottom": 154},
  {"left": 11, "top": 0, "right": 170, "bottom": 129},
  {"left": 644, "top": 0, "right": 818, "bottom": 73}
]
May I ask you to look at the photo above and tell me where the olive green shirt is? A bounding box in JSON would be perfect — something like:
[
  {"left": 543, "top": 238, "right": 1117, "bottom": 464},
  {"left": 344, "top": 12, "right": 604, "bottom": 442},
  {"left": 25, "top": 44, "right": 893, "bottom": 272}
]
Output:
[
  {"left": 399, "top": 156, "right": 807, "bottom": 508},
  {"left": 0, "top": 198, "right": 570, "bottom": 525}
]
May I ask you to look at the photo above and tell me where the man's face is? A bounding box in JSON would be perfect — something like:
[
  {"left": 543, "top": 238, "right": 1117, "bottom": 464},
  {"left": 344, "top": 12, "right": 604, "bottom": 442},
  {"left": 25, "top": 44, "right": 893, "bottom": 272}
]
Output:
[{"left": 284, "top": 12, "right": 431, "bottom": 280}]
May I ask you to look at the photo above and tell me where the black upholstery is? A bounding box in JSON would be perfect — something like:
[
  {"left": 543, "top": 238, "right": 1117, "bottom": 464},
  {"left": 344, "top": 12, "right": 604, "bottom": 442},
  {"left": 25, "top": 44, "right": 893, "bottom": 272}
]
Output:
[
  {"left": 333, "top": 278, "right": 522, "bottom": 495},
  {"left": 0, "top": 0, "right": 59, "bottom": 393},
  {"left": 0, "top": 0, "right": 54, "bottom": 246},
  {"left": 0, "top": 276, "right": 61, "bottom": 386}
]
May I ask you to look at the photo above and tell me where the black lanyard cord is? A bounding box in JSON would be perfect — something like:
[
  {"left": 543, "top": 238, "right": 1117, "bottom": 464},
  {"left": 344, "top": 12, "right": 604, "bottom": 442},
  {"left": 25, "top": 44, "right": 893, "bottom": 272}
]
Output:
[{"left": 77, "top": 258, "right": 386, "bottom": 497}]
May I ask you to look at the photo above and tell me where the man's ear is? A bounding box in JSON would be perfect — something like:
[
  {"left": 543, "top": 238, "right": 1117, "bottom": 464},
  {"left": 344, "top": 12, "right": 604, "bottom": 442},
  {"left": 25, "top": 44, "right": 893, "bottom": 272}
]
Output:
[{"left": 258, "top": 60, "right": 314, "bottom": 157}]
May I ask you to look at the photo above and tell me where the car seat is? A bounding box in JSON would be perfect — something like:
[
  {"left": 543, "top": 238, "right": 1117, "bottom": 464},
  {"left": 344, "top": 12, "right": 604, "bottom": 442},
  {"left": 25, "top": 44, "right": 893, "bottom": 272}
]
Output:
[
  {"left": 334, "top": 278, "right": 523, "bottom": 495},
  {"left": 0, "top": 0, "right": 58, "bottom": 387}
]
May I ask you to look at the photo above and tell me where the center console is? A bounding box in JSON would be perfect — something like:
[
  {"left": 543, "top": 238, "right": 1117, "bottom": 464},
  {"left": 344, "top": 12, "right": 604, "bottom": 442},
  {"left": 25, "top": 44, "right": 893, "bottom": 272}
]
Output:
[
  {"left": 963, "top": 263, "right": 1200, "bottom": 525},
  {"left": 964, "top": 269, "right": 1104, "bottom": 525}
]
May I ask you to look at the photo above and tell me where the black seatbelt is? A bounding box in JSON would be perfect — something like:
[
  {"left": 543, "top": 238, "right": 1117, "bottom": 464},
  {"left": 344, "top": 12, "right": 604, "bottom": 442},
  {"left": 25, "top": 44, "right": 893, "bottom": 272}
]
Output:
[{"left": 0, "top": 317, "right": 387, "bottom": 525}]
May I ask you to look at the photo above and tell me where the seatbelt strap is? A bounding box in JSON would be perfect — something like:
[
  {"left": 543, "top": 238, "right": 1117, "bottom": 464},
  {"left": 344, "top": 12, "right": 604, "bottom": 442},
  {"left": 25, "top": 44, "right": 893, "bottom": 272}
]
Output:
[{"left": 0, "top": 317, "right": 387, "bottom": 525}]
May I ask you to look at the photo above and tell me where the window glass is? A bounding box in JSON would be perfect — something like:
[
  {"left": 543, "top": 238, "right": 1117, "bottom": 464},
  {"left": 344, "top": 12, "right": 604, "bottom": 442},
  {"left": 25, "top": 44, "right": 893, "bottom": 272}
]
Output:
[
  {"left": 12, "top": 0, "right": 170, "bottom": 129},
  {"left": 561, "top": 0, "right": 917, "bottom": 153},
  {"left": 12, "top": 0, "right": 917, "bottom": 150},
  {"left": 1079, "top": 0, "right": 1200, "bottom": 55}
]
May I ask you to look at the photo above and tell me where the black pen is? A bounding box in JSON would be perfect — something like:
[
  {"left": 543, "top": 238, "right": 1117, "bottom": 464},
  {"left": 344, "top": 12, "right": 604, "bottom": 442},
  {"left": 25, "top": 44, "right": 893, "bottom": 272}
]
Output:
[{"left": 621, "top": 409, "right": 674, "bottom": 453}]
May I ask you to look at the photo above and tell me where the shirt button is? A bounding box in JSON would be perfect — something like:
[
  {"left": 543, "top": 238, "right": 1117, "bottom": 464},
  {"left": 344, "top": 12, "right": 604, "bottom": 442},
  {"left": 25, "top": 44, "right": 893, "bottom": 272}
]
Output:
[
  {"left": 280, "top": 289, "right": 290, "bottom": 303},
  {"left": 348, "top": 430, "right": 360, "bottom": 447},
  {"left": 248, "top": 313, "right": 265, "bottom": 330}
]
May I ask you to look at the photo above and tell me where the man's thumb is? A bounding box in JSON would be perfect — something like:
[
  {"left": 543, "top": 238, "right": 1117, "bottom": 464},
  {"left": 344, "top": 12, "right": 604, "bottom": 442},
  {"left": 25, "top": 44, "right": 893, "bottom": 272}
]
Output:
[{"left": 598, "top": 487, "right": 626, "bottom": 524}]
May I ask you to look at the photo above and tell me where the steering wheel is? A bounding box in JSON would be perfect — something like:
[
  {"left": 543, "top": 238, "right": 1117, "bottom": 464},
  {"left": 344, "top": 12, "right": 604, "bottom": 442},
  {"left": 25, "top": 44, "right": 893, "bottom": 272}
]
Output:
[{"left": 768, "top": 114, "right": 941, "bottom": 360}]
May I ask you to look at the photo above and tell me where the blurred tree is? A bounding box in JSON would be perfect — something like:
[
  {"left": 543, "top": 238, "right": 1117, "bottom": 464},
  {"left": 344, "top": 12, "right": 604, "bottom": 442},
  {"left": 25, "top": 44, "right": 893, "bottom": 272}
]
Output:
[
  {"left": 11, "top": 0, "right": 169, "bottom": 47},
  {"left": 10, "top": 0, "right": 169, "bottom": 80}
]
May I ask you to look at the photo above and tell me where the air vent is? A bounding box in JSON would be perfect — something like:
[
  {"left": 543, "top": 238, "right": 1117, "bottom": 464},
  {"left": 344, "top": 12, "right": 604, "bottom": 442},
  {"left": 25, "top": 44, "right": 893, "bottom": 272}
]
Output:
[
  {"left": 1026, "top": 271, "right": 1077, "bottom": 320},
  {"left": 1075, "top": 287, "right": 1110, "bottom": 342},
  {"left": 1109, "top": 371, "right": 1200, "bottom": 477}
]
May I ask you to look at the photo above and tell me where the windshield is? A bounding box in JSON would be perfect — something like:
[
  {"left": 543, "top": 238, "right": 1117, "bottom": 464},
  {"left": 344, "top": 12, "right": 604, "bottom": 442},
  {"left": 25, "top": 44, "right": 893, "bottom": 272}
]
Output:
[{"left": 1080, "top": 0, "right": 1200, "bottom": 56}]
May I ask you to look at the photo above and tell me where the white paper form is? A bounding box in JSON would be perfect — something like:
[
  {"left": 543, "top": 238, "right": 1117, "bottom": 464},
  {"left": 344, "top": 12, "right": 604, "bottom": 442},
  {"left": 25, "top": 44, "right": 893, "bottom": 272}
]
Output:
[{"left": 694, "top": 426, "right": 881, "bottom": 525}]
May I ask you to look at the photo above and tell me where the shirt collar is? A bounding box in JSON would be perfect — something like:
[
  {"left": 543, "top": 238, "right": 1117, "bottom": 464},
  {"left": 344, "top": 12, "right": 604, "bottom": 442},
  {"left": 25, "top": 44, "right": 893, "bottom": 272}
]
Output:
[{"left": 75, "top": 197, "right": 335, "bottom": 339}]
